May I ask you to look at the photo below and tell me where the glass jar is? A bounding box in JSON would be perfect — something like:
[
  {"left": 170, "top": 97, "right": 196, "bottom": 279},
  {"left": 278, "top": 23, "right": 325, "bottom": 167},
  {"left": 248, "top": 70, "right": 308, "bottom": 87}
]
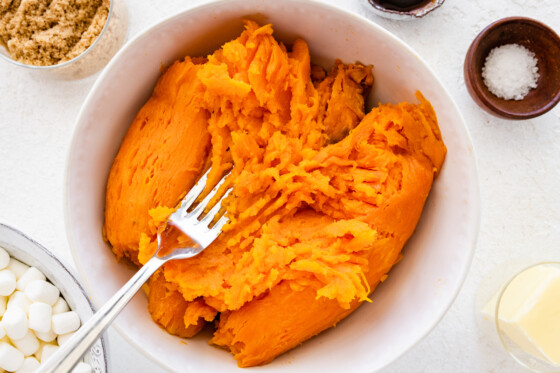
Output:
[{"left": 0, "top": 0, "right": 128, "bottom": 80}]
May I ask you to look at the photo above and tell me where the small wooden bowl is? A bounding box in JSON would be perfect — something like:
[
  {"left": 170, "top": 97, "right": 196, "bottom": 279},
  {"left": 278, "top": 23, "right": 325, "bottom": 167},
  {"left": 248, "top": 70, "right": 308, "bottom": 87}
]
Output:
[{"left": 464, "top": 17, "right": 560, "bottom": 120}]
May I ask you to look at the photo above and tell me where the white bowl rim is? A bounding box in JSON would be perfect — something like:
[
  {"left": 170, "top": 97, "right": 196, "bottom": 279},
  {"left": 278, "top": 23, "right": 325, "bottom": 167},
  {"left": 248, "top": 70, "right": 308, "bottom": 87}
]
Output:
[
  {"left": 64, "top": 0, "right": 481, "bottom": 371},
  {"left": 0, "top": 222, "right": 110, "bottom": 372}
]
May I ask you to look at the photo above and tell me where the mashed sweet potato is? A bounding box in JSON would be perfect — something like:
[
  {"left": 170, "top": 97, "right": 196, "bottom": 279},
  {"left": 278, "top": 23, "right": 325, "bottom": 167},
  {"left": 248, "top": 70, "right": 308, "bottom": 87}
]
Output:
[{"left": 104, "top": 20, "right": 446, "bottom": 367}]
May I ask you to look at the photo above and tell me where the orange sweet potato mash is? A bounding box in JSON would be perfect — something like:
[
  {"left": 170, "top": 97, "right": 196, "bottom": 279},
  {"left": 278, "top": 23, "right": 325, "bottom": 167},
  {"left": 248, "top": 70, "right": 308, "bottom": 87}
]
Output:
[{"left": 104, "top": 20, "right": 446, "bottom": 367}]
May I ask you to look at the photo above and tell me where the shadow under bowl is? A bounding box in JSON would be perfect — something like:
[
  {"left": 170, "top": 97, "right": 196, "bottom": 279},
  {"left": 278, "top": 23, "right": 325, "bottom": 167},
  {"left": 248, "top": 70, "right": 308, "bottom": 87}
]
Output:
[{"left": 464, "top": 17, "right": 560, "bottom": 120}]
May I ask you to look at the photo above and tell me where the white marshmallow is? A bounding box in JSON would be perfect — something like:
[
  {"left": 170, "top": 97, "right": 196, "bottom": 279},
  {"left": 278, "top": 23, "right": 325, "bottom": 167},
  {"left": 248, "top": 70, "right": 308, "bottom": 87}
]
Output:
[
  {"left": 7, "top": 259, "right": 29, "bottom": 280},
  {"left": 15, "top": 356, "right": 40, "bottom": 373},
  {"left": 38, "top": 344, "right": 59, "bottom": 363},
  {"left": 34, "top": 327, "right": 57, "bottom": 343},
  {"left": 0, "top": 341, "right": 24, "bottom": 372},
  {"left": 24, "top": 280, "right": 59, "bottom": 306},
  {"left": 0, "top": 247, "right": 9, "bottom": 270},
  {"left": 0, "top": 296, "right": 6, "bottom": 316},
  {"left": 34, "top": 340, "right": 54, "bottom": 361},
  {"left": 2, "top": 306, "right": 28, "bottom": 340},
  {"left": 51, "top": 311, "right": 80, "bottom": 335},
  {"left": 7, "top": 292, "right": 31, "bottom": 315},
  {"left": 52, "top": 297, "right": 69, "bottom": 314},
  {"left": 28, "top": 302, "right": 52, "bottom": 333},
  {"left": 10, "top": 330, "right": 39, "bottom": 357},
  {"left": 16, "top": 267, "right": 45, "bottom": 292},
  {"left": 56, "top": 332, "right": 75, "bottom": 346},
  {"left": 72, "top": 361, "right": 93, "bottom": 373},
  {"left": 0, "top": 323, "right": 5, "bottom": 339},
  {"left": 0, "top": 270, "right": 16, "bottom": 296}
]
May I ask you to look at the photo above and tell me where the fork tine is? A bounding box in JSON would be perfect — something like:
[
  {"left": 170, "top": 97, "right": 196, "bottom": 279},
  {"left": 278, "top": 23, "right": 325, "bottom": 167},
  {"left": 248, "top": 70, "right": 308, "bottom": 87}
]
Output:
[
  {"left": 211, "top": 214, "right": 230, "bottom": 233},
  {"left": 174, "top": 168, "right": 210, "bottom": 216},
  {"left": 188, "top": 171, "right": 230, "bottom": 220},
  {"left": 198, "top": 187, "right": 232, "bottom": 226},
  {"left": 189, "top": 210, "right": 230, "bottom": 249}
]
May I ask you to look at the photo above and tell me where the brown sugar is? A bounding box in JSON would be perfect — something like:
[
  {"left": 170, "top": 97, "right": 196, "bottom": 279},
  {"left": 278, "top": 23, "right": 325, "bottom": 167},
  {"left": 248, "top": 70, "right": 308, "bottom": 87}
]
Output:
[{"left": 0, "top": 0, "right": 110, "bottom": 66}]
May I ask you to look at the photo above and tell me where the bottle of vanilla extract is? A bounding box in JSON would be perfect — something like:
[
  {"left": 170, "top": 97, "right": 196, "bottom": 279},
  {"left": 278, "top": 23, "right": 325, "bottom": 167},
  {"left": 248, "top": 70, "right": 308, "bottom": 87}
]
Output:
[{"left": 371, "top": 0, "right": 432, "bottom": 11}]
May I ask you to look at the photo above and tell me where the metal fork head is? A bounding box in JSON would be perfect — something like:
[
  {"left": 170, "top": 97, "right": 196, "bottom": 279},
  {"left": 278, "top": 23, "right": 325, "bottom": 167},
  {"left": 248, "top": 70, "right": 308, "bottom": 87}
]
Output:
[{"left": 156, "top": 168, "right": 231, "bottom": 259}]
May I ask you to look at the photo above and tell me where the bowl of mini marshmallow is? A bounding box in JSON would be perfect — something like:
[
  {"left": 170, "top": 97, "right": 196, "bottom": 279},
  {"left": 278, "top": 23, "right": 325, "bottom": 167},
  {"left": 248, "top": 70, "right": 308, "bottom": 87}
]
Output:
[{"left": 0, "top": 223, "right": 108, "bottom": 373}]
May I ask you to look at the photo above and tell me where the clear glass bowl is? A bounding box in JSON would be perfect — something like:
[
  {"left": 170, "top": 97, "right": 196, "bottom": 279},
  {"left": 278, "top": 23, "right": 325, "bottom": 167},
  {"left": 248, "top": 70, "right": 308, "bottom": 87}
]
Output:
[
  {"left": 0, "top": 0, "right": 128, "bottom": 80},
  {"left": 494, "top": 262, "right": 560, "bottom": 373}
]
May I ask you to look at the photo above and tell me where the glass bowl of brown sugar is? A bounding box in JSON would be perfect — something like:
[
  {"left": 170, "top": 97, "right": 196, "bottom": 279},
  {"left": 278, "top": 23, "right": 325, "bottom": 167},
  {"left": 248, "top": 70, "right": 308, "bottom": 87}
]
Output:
[{"left": 0, "top": 0, "right": 128, "bottom": 80}]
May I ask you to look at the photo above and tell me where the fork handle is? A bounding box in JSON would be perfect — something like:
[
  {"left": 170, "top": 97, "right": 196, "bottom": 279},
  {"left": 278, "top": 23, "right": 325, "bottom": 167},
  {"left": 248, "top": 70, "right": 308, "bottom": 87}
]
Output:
[{"left": 38, "top": 256, "right": 166, "bottom": 373}]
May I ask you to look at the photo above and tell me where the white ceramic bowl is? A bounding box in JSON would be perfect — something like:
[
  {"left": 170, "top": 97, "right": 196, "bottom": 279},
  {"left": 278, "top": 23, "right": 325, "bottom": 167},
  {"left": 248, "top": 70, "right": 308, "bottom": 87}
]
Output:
[
  {"left": 0, "top": 223, "right": 108, "bottom": 372},
  {"left": 65, "top": 1, "right": 480, "bottom": 372}
]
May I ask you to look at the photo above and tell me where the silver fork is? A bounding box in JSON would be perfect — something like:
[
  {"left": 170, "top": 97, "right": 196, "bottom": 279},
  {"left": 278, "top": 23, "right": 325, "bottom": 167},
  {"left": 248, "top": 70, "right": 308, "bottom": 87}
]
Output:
[{"left": 39, "top": 169, "right": 231, "bottom": 373}]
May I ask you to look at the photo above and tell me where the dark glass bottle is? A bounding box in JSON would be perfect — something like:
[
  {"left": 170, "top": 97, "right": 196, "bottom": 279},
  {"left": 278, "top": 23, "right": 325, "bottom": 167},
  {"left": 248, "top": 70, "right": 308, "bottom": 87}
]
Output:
[{"left": 371, "top": 0, "right": 432, "bottom": 11}]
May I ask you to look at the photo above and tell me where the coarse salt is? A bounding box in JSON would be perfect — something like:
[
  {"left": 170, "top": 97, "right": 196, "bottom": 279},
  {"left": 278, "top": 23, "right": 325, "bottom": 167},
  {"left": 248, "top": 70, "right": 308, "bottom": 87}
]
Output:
[{"left": 482, "top": 43, "right": 539, "bottom": 101}]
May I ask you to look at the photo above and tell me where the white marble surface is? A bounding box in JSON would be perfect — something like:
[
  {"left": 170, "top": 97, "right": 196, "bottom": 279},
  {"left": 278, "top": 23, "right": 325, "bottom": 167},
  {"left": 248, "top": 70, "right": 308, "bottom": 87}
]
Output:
[{"left": 0, "top": 0, "right": 559, "bottom": 372}]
